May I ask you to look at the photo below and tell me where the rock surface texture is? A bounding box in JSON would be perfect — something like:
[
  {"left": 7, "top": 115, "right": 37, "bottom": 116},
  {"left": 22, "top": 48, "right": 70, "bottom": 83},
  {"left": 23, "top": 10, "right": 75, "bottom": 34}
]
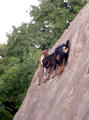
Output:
[{"left": 14, "top": 3, "right": 89, "bottom": 120}]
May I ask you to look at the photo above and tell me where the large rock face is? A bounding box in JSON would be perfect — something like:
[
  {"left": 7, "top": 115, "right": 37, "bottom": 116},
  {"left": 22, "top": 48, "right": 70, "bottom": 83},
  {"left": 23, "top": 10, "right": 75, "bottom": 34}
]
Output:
[{"left": 14, "top": 3, "right": 89, "bottom": 120}]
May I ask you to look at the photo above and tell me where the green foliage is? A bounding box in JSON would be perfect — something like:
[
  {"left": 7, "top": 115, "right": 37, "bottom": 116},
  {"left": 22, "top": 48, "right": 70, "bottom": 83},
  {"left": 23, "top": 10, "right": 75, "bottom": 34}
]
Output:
[
  {"left": 0, "top": 44, "right": 6, "bottom": 58},
  {"left": 0, "top": 0, "right": 88, "bottom": 119},
  {"left": 29, "top": 0, "right": 87, "bottom": 49},
  {"left": 0, "top": 24, "right": 41, "bottom": 120}
]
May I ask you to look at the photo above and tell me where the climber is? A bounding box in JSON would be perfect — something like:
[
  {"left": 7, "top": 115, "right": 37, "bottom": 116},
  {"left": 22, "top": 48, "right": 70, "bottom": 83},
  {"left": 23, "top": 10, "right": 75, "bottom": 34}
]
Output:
[
  {"left": 52, "top": 40, "right": 70, "bottom": 78},
  {"left": 37, "top": 50, "right": 49, "bottom": 85}
]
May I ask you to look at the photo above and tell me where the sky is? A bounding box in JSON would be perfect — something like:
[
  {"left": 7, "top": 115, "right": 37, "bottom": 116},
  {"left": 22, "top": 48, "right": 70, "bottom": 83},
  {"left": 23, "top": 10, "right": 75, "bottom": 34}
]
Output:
[{"left": 0, "top": 0, "right": 40, "bottom": 44}]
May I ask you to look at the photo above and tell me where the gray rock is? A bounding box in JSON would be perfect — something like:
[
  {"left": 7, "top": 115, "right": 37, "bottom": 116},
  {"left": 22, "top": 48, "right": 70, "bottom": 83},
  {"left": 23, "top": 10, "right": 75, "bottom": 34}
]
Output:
[{"left": 14, "top": 2, "right": 89, "bottom": 120}]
